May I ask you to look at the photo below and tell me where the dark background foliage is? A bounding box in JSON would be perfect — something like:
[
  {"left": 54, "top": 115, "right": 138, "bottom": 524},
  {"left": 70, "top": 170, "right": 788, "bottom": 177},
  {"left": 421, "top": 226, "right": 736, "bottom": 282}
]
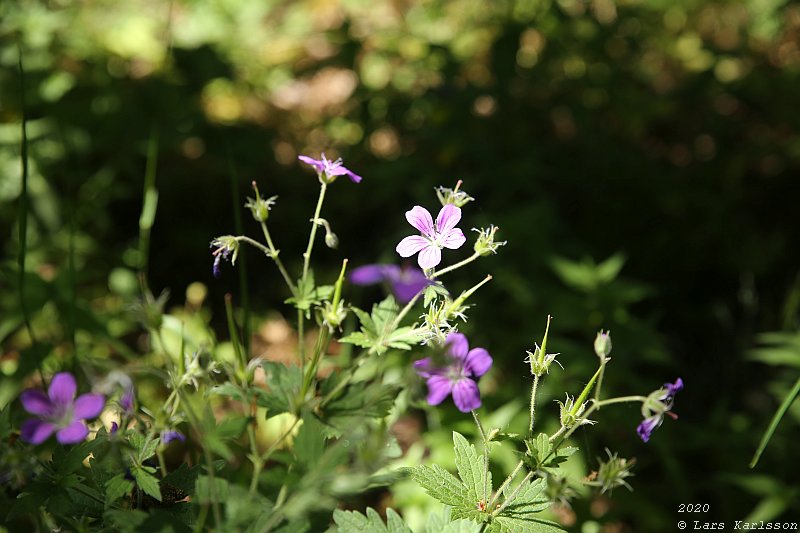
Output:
[{"left": 2, "top": 0, "right": 800, "bottom": 530}]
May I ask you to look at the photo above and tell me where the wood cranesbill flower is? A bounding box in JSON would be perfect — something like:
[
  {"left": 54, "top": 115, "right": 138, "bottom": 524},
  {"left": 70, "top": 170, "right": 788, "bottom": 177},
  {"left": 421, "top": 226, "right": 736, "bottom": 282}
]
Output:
[
  {"left": 413, "top": 332, "right": 493, "bottom": 412},
  {"left": 396, "top": 204, "right": 466, "bottom": 270},
  {"left": 19, "top": 372, "right": 105, "bottom": 445},
  {"left": 349, "top": 263, "right": 430, "bottom": 303},
  {"left": 637, "top": 377, "right": 683, "bottom": 442},
  {"left": 298, "top": 153, "right": 362, "bottom": 183}
]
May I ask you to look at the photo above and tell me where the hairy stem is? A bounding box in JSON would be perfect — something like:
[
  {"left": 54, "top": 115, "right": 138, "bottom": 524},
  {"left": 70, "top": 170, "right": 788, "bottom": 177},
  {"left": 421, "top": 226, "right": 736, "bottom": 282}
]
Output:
[
  {"left": 259, "top": 220, "right": 295, "bottom": 292},
  {"left": 529, "top": 373, "right": 540, "bottom": 435},
  {"left": 302, "top": 182, "right": 328, "bottom": 281},
  {"left": 431, "top": 252, "right": 481, "bottom": 279},
  {"left": 472, "top": 410, "right": 490, "bottom": 503},
  {"left": 489, "top": 459, "right": 525, "bottom": 509}
]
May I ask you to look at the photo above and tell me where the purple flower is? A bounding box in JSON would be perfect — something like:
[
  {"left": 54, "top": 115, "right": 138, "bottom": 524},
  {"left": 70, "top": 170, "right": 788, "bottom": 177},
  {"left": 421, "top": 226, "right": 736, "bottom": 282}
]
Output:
[
  {"left": 19, "top": 372, "right": 105, "bottom": 445},
  {"left": 413, "top": 332, "right": 493, "bottom": 413},
  {"left": 636, "top": 417, "right": 660, "bottom": 443},
  {"left": 637, "top": 377, "right": 683, "bottom": 443},
  {"left": 162, "top": 430, "right": 186, "bottom": 444},
  {"left": 120, "top": 386, "right": 135, "bottom": 414},
  {"left": 350, "top": 263, "right": 430, "bottom": 303},
  {"left": 210, "top": 236, "right": 238, "bottom": 278},
  {"left": 396, "top": 205, "right": 466, "bottom": 270},
  {"left": 298, "top": 153, "right": 362, "bottom": 183}
]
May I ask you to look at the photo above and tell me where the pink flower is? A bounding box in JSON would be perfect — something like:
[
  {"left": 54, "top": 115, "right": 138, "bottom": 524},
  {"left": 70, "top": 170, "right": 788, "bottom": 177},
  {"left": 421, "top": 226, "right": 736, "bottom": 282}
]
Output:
[
  {"left": 19, "top": 372, "right": 105, "bottom": 445},
  {"left": 298, "top": 153, "right": 362, "bottom": 183},
  {"left": 396, "top": 205, "right": 466, "bottom": 269}
]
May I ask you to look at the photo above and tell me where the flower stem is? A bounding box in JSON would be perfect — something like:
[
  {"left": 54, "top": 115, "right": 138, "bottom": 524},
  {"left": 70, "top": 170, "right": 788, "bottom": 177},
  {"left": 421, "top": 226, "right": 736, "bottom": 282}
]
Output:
[
  {"left": 471, "top": 410, "right": 490, "bottom": 503},
  {"left": 431, "top": 252, "right": 480, "bottom": 279},
  {"left": 302, "top": 182, "right": 328, "bottom": 281},
  {"left": 389, "top": 291, "right": 423, "bottom": 330},
  {"left": 492, "top": 471, "right": 534, "bottom": 517},
  {"left": 259, "top": 418, "right": 301, "bottom": 463},
  {"left": 259, "top": 220, "right": 295, "bottom": 292},
  {"left": 300, "top": 328, "right": 330, "bottom": 400},
  {"left": 529, "top": 373, "right": 540, "bottom": 435},
  {"left": 489, "top": 459, "right": 525, "bottom": 509}
]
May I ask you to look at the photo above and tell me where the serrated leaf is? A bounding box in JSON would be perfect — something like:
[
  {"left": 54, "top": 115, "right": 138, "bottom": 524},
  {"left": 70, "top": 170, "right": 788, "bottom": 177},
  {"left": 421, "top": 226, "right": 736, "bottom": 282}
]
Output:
[
  {"left": 128, "top": 433, "right": 159, "bottom": 465},
  {"left": 340, "top": 296, "right": 416, "bottom": 355},
  {"left": 321, "top": 381, "right": 401, "bottom": 434},
  {"left": 208, "top": 383, "right": 247, "bottom": 403},
  {"left": 256, "top": 361, "right": 302, "bottom": 418},
  {"left": 426, "top": 508, "right": 482, "bottom": 533},
  {"left": 194, "top": 475, "right": 229, "bottom": 505},
  {"left": 453, "top": 432, "right": 491, "bottom": 505},
  {"left": 408, "top": 464, "right": 469, "bottom": 508},
  {"left": 132, "top": 466, "right": 162, "bottom": 502},
  {"left": 487, "top": 515, "right": 564, "bottom": 533},
  {"left": 333, "top": 507, "right": 412, "bottom": 533},
  {"left": 285, "top": 271, "right": 334, "bottom": 316},
  {"left": 105, "top": 474, "right": 135, "bottom": 507}
]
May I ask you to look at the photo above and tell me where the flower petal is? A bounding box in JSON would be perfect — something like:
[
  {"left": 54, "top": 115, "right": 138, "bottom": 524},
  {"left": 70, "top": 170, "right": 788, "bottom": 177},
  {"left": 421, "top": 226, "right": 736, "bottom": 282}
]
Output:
[
  {"left": 48, "top": 372, "right": 77, "bottom": 405},
  {"left": 405, "top": 206, "right": 435, "bottom": 237},
  {"left": 413, "top": 358, "right": 435, "bottom": 378},
  {"left": 636, "top": 416, "right": 661, "bottom": 442},
  {"left": 452, "top": 379, "right": 481, "bottom": 412},
  {"left": 298, "top": 155, "right": 323, "bottom": 172},
  {"left": 21, "top": 419, "right": 56, "bottom": 444},
  {"left": 417, "top": 245, "right": 442, "bottom": 269},
  {"left": 74, "top": 393, "right": 105, "bottom": 419},
  {"left": 56, "top": 421, "right": 89, "bottom": 444},
  {"left": 445, "top": 332, "right": 469, "bottom": 360},
  {"left": 436, "top": 204, "right": 462, "bottom": 234},
  {"left": 464, "top": 348, "right": 493, "bottom": 378},
  {"left": 426, "top": 375, "right": 453, "bottom": 405},
  {"left": 343, "top": 168, "right": 363, "bottom": 183},
  {"left": 396, "top": 236, "right": 429, "bottom": 258},
  {"left": 350, "top": 264, "right": 395, "bottom": 285},
  {"left": 20, "top": 389, "right": 53, "bottom": 416},
  {"left": 441, "top": 228, "right": 466, "bottom": 250}
]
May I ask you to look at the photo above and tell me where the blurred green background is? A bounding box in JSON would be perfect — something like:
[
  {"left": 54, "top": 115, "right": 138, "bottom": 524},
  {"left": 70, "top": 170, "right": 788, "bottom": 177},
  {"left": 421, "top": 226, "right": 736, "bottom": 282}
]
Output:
[{"left": 2, "top": 0, "right": 800, "bottom": 530}]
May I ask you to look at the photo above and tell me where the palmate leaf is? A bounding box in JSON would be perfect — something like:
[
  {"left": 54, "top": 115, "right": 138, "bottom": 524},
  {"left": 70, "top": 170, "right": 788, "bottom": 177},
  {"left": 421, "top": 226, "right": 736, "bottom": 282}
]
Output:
[
  {"left": 256, "top": 361, "right": 302, "bottom": 418},
  {"left": 340, "top": 296, "right": 421, "bottom": 355},
  {"left": 333, "top": 507, "right": 412, "bottom": 533},
  {"left": 453, "top": 431, "right": 492, "bottom": 505},
  {"left": 425, "top": 507, "right": 483, "bottom": 533},
  {"left": 485, "top": 477, "right": 562, "bottom": 533},
  {"left": 320, "top": 381, "right": 401, "bottom": 436}
]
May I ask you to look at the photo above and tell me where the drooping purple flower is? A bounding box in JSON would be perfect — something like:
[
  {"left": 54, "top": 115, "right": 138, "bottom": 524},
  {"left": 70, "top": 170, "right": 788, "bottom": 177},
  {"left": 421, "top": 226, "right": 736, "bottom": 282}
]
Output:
[
  {"left": 350, "top": 263, "right": 430, "bottom": 303},
  {"left": 162, "top": 430, "right": 186, "bottom": 444},
  {"left": 19, "top": 372, "right": 105, "bottom": 445},
  {"left": 210, "top": 236, "right": 238, "bottom": 278},
  {"left": 636, "top": 416, "right": 660, "bottom": 443},
  {"left": 413, "top": 332, "right": 493, "bottom": 413},
  {"left": 637, "top": 377, "right": 683, "bottom": 443},
  {"left": 396, "top": 205, "right": 466, "bottom": 270},
  {"left": 298, "top": 153, "right": 362, "bottom": 183}
]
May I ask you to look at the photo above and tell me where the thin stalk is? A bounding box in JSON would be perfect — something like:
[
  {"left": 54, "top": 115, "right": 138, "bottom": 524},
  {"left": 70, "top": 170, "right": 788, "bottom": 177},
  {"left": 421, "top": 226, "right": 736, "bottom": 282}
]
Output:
[
  {"left": 471, "top": 410, "right": 490, "bottom": 503},
  {"left": 16, "top": 44, "right": 41, "bottom": 369},
  {"left": 488, "top": 460, "right": 525, "bottom": 509},
  {"left": 492, "top": 471, "right": 534, "bottom": 517},
  {"left": 389, "top": 291, "right": 423, "bottom": 331},
  {"left": 228, "top": 154, "right": 250, "bottom": 356},
  {"left": 431, "top": 252, "right": 480, "bottom": 279},
  {"left": 302, "top": 182, "right": 328, "bottom": 281},
  {"left": 529, "top": 373, "right": 540, "bottom": 434},
  {"left": 319, "top": 352, "right": 367, "bottom": 408},
  {"left": 247, "top": 424, "right": 262, "bottom": 496},
  {"left": 236, "top": 235, "right": 275, "bottom": 257},
  {"left": 594, "top": 358, "right": 608, "bottom": 406},
  {"left": 224, "top": 294, "right": 247, "bottom": 385},
  {"left": 298, "top": 308, "right": 305, "bottom": 373},
  {"left": 751, "top": 374, "right": 800, "bottom": 468},
  {"left": 259, "top": 418, "right": 300, "bottom": 464},
  {"left": 259, "top": 220, "right": 295, "bottom": 292},
  {"left": 301, "top": 328, "right": 330, "bottom": 399}
]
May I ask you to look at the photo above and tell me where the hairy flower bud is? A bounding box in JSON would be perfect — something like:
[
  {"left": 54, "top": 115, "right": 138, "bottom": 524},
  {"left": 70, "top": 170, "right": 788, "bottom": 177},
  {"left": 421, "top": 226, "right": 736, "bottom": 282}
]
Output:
[
  {"left": 473, "top": 225, "right": 506, "bottom": 256},
  {"left": 594, "top": 330, "right": 612, "bottom": 359},
  {"left": 435, "top": 180, "right": 474, "bottom": 207},
  {"left": 245, "top": 194, "right": 277, "bottom": 222},
  {"left": 595, "top": 449, "right": 635, "bottom": 493}
]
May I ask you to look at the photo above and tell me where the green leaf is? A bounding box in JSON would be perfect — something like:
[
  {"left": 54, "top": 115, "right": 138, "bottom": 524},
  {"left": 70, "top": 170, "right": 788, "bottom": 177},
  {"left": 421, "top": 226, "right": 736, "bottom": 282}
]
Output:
[
  {"left": 208, "top": 383, "right": 248, "bottom": 403},
  {"left": 423, "top": 281, "right": 450, "bottom": 308},
  {"left": 194, "top": 475, "right": 229, "bottom": 505},
  {"left": 524, "top": 433, "right": 575, "bottom": 472},
  {"left": 131, "top": 465, "right": 162, "bottom": 502},
  {"left": 104, "top": 510, "right": 148, "bottom": 532},
  {"left": 453, "top": 431, "right": 492, "bottom": 506},
  {"left": 256, "top": 361, "right": 302, "bottom": 418},
  {"left": 105, "top": 474, "right": 135, "bottom": 507},
  {"left": 294, "top": 412, "right": 327, "bottom": 467},
  {"left": 340, "top": 296, "right": 420, "bottom": 355},
  {"left": 408, "top": 464, "right": 470, "bottom": 508},
  {"left": 285, "top": 271, "right": 334, "bottom": 315},
  {"left": 333, "top": 507, "right": 412, "bottom": 533},
  {"left": 487, "top": 516, "right": 564, "bottom": 533},
  {"left": 161, "top": 463, "right": 201, "bottom": 494},
  {"left": 321, "top": 381, "right": 401, "bottom": 435},
  {"left": 426, "top": 508, "right": 482, "bottom": 533}
]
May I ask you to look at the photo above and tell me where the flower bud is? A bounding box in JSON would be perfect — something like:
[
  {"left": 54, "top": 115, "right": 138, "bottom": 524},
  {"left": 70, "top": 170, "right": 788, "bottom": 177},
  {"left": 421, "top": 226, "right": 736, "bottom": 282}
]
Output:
[
  {"left": 596, "top": 449, "right": 635, "bottom": 493},
  {"left": 473, "top": 225, "right": 506, "bottom": 257},
  {"left": 594, "top": 330, "right": 612, "bottom": 359},
  {"left": 325, "top": 231, "right": 339, "bottom": 249},
  {"left": 245, "top": 194, "right": 278, "bottom": 222},
  {"left": 435, "top": 180, "right": 474, "bottom": 207}
]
